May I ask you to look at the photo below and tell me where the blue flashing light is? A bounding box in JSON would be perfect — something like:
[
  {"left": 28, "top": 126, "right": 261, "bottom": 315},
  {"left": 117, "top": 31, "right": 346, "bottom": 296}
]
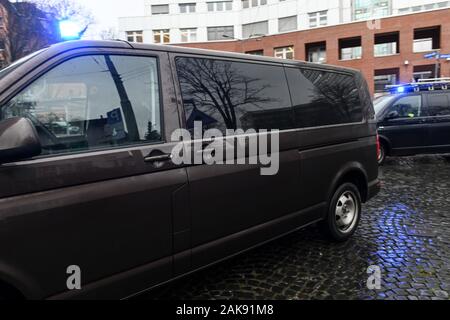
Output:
[
  {"left": 59, "top": 20, "right": 82, "bottom": 40},
  {"left": 397, "top": 86, "right": 405, "bottom": 93}
]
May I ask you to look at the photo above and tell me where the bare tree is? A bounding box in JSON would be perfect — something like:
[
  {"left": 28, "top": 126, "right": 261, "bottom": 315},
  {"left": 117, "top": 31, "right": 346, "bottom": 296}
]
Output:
[
  {"left": 0, "top": 0, "right": 61, "bottom": 63},
  {"left": 99, "top": 28, "right": 118, "bottom": 41},
  {"left": 30, "top": 0, "right": 94, "bottom": 38}
]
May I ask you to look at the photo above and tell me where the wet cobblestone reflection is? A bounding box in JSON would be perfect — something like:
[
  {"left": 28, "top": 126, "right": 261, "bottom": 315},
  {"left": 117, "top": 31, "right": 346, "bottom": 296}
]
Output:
[{"left": 141, "top": 156, "right": 450, "bottom": 300}]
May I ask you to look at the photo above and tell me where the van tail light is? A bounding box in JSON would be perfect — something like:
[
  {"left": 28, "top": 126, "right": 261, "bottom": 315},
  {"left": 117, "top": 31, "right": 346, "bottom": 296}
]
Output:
[{"left": 376, "top": 134, "right": 381, "bottom": 160}]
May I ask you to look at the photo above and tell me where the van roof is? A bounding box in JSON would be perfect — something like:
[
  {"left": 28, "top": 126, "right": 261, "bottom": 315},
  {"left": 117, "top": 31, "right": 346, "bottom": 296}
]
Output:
[
  {"left": 45, "top": 40, "right": 360, "bottom": 75},
  {"left": 0, "top": 40, "right": 361, "bottom": 94}
]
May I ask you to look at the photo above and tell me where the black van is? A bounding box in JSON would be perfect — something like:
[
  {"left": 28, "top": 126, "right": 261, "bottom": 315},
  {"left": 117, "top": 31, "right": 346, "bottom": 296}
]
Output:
[
  {"left": 0, "top": 40, "right": 379, "bottom": 300},
  {"left": 375, "top": 80, "right": 450, "bottom": 164}
]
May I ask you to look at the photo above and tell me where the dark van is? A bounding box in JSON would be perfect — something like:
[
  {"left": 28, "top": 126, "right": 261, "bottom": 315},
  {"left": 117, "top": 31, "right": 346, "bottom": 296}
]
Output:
[
  {"left": 0, "top": 41, "right": 379, "bottom": 300},
  {"left": 375, "top": 80, "right": 450, "bottom": 164}
]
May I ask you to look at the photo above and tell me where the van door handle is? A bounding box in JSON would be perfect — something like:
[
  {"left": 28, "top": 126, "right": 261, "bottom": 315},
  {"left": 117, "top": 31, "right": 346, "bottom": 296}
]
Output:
[{"left": 144, "top": 153, "right": 173, "bottom": 163}]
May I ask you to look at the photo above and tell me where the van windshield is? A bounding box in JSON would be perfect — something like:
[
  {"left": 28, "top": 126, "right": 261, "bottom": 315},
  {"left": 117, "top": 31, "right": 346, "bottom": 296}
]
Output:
[
  {"left": 0, "top": 49, "right": 47, "bottom": 81},
  {"left": 374, "top": 95, "right": 396, "bottom": 116}
]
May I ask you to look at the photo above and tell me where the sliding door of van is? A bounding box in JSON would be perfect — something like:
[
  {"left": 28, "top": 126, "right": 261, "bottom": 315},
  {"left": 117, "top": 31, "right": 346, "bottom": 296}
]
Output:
[
  {"left": 172, "top": 55, "right": 304, "bottom": 268},
  {"left": 0, "top": 48, "right": 185, "bottom": 299}
]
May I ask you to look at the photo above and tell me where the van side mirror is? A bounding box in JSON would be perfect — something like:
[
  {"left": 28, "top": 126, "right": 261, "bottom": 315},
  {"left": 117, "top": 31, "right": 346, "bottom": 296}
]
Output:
[
  {"left": 0, "top": 117, "right": 41, "bottom": 164},
  {"left": 385, "top": 110, "right": 399, "bottom": 120}
]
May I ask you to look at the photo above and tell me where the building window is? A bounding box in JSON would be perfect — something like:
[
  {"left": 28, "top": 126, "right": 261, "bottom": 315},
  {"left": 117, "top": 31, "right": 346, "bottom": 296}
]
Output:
[
  {"left": 339, "top": 37, "right": 362, "bottom": 60},
  {"left": 413, "top": 26, "right": 440, "bottom": 53},
  {"left": 126, "top": 31, "right": 143, "bottom": 43},
  {"left": 242, "top": 21, "right": 268, "bottom": 39},
  {"left": 413, "top": 65, "right": 438, "bottom": 81},
  {"left": 242, "top": 0, "right": 267, "bottom": 9},
  {"left": 207, "top": 26, "right": 234, "bottom": 41},
  {"left": 179, "top": 3, "right": 196, "bottom": 13},
  {"left": 180, "top": 28, "right": 197, "bottom": 43},
  {"left": 306, "top": 41, "right": 327, "bottom": 63},
  {"left": 246, "top": 50, "right": 264, "bottom": 55},
  {"left": 274, "top": 46, "right": 294, "bottom": 59},
  {"left": 374, "top": 32, "right": 399, "bottom": 57},
  {"left": 278, "top": 16, "right": 297, "bottom": 33},
  {"left": 374, "top": 68, "right": 399, "bottom": 93},
  {"left": 353, "top": 0, "right": 391, "bottom": 21},
  {"left": 374, "top": 43, "right": 397, "bottom": 57},
  {"left": 308, "top": 11, "right": 327, "bottom": 28},
  {"left": 207, "top": 1, "right": 233, "bottom": 11},
  {"left": 151, "top": 4, "right": 169, "bottom": 15},
  {"left": 398, "top": 1, "right": 450, "bottom": 13},
  {"left": 153, "top": 29, "right": 170, "bottom": 44},
  {"left": 398, "top": 7, "right": 410, "bottom": 13},
  {"left": 413, "top": 38, "right": 433, "bottom": 52}
]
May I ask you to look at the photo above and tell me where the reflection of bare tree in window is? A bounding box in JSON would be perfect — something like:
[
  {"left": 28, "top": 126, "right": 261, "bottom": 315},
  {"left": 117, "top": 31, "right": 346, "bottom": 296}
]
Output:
[
  {"left": 104, "top": 55, "right": 140, "bottom": 141},
  {"left": 306, "top": 71, "right": 361, "bottom": 121},
  {"left": 177, "top": 58, "right": 273, "bottom": 130}
]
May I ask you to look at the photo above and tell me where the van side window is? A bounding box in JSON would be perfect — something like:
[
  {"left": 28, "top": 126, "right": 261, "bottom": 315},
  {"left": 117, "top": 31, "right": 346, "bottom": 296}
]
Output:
[
  {"left": 390, "top": 95, "right": 422, "bottom": 118},
  {"left": 176, "top": 57, "right": 293, "bottom": 133},
  {"left": 423, "top": 94, "right": 450, "bottom": 117},
  {"left": 2, "top": 55, "right": 162, "bottom": 156},
  {"left": 285, "top": 67, "right": 363, "bottom": 127}
]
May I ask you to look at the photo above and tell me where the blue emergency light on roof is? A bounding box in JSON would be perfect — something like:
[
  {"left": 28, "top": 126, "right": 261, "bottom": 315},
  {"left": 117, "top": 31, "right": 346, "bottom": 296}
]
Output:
[
  {"left": 59, "top": 20, "right": 83, "bottom": 40},
  {"left": 386, "top": 78, "right": 450, "bottom": 94}
]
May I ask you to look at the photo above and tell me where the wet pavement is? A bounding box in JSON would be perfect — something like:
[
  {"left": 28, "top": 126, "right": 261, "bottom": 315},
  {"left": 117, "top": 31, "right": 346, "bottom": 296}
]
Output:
[{"left": 141, "top": 155, "right": 450, "bottom": 300}]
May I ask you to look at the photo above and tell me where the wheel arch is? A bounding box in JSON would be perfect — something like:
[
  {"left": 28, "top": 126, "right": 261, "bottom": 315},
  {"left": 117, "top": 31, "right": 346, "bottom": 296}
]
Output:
[
  {"left": 378, "top": 134, "right": 391, "bottom": 155},
  {"left": 327, "top": 162, "right": 369, "bottom": 207}
]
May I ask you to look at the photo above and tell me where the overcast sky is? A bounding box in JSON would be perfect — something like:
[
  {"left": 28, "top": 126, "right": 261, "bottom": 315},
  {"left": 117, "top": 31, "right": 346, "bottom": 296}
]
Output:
[{"left": 77, "top": 0, "right": 145, "bottom": 38}]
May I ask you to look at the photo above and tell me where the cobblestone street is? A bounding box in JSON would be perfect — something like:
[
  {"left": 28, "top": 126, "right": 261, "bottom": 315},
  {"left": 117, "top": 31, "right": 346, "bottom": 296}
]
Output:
[{"left": 142, "top": 156, "right": 450, "bottom": 300}]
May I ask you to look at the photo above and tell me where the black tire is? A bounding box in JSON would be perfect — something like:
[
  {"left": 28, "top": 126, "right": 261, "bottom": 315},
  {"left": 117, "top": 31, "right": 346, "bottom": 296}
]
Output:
[
  {"left": 321, "top": 183, "right": 362, "bottom": 242},
  {"left": 378, "top": 142, "right": 387, "bottom": 166}
]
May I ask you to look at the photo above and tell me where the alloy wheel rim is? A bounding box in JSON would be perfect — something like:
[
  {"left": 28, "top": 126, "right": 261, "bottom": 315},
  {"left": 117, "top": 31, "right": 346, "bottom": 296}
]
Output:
[{"left": 335, "top": 191, "right": 358, "bottom": 232}]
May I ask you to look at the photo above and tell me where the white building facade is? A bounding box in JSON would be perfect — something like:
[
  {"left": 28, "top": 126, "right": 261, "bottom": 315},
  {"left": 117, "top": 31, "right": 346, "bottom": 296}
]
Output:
[{"left": 118, "top": 0, "right": 450, "bottom": 44}]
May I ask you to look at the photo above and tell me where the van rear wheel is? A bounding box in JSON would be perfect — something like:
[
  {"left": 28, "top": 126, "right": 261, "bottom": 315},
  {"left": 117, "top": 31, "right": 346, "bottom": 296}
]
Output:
[{"left": 321, "top": 183, "right": 362, "bottom": 242}]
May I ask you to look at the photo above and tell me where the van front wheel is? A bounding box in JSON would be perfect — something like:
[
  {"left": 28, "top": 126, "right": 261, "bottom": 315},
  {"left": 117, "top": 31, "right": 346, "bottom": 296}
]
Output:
[{"left": 321, "top": 183, "right": 362, "bottom": 242}]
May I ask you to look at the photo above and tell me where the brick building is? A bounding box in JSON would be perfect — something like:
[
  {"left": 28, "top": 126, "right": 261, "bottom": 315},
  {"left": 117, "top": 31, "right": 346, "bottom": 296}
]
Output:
[
  {"left": 0, "top": 0, "right": 60, "bottom": 68},
  {"left": 175, "top": 8, "right": 450, "bottom": 96}
]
